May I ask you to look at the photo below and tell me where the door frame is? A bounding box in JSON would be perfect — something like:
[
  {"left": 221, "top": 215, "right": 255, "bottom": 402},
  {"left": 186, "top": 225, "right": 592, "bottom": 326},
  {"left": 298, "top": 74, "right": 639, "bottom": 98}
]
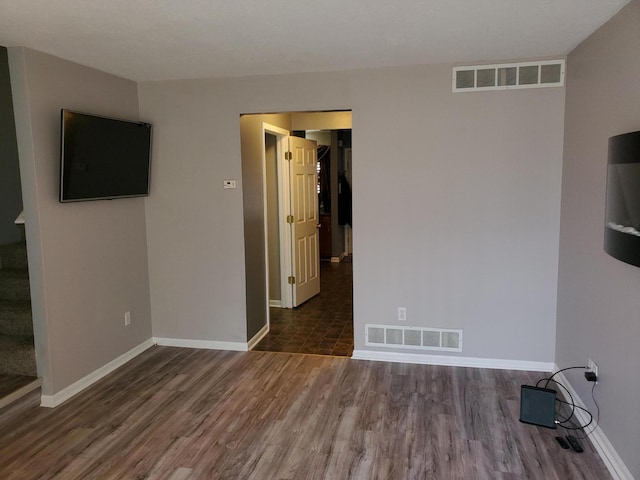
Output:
[{"left": 261, "top": 122, "right": 294, "bottom": 311}]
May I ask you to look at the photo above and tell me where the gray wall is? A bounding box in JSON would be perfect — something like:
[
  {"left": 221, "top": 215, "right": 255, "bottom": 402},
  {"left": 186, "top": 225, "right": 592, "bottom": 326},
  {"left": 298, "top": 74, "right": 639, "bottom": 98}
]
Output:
[
  {"left": 139, "top": 62, "right": 565, "bottom": 363},
  {"left": 265, "top": 133, "right": 281, "bottom": 302},
  {"left": 8, "top": 48, "right": 152, "bottom": 395},
  {"left": 0, "top": 46, "right": 22, "bottom": 246},
  {"left": 556, "top": 0, "right": 640, "bottom": 476}
]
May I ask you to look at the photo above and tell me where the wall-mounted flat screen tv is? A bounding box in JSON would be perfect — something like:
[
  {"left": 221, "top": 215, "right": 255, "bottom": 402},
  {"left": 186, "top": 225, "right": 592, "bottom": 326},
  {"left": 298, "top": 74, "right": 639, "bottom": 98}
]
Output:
[{"left": 60, "top": 110, "right": 152, "bottom": 202}]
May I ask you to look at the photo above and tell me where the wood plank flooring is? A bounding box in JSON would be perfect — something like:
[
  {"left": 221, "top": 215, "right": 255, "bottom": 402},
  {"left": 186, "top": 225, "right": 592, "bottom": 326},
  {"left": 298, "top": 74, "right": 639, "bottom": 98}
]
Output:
[{"left": 0, "top": 347, "right": 611, "bottom": 479}]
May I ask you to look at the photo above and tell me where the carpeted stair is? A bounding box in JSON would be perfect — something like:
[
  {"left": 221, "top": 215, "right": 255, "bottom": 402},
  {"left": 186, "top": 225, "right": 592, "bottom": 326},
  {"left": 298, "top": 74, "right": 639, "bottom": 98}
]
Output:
[{"left": 0, "top": 243, "right": 36, "bottom": 377}]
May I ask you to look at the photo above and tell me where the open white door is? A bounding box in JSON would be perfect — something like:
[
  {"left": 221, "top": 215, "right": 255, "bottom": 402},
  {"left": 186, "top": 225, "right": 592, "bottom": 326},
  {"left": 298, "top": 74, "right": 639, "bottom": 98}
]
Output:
[{"left": 288, "top": 136, "right": 320, "bottom": 306}]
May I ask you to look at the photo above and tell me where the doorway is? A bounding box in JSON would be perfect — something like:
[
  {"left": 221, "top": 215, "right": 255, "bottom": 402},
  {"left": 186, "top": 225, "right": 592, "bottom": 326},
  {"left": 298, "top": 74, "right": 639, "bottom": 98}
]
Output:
[
  {"left": 0, "top": 46, "right": 39, "bottom": 407},
  {"left": 240, "top": 111, "right": 353, "bottom": 356},
  {"left": 254, "top": 257, "right": 353, "bottom": 356},
  {"left": 261, "top": 124, "right": 321, "bottom": 309}
]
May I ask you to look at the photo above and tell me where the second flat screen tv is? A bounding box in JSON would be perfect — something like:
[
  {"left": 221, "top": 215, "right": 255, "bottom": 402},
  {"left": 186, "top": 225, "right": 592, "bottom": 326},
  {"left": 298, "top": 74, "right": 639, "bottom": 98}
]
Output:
[{"left": 60, "top": 109, "right": 152, "bottom": 202}]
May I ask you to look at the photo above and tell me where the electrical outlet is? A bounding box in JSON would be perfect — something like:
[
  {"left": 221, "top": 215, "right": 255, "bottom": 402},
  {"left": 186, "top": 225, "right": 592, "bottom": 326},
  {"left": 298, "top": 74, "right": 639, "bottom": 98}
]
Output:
[
  {"left": 397, "top": 307, "right": 407, "bottom": 322},
  {"left": 588, "top": 358, "right": 599, "bottom": 379},
  {"left": 124, "top": 311, "right": 131, "bottom": 326}
]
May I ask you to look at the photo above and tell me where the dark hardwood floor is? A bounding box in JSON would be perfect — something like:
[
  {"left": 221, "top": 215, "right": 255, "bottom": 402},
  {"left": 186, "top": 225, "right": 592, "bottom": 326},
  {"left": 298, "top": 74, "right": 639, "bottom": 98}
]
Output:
[
  {"left": 254, "top": 258, "right": 353, "bottom": 357},
  {"left": 0, "top": 346, "right": 611, "bottom": 479}
]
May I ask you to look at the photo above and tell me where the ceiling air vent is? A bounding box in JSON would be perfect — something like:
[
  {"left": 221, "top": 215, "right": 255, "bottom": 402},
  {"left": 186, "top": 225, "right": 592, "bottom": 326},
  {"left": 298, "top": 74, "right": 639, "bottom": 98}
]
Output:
[
  {"left": 366, "top": 324, "right": 463, "bottom": 352},
  {"left": 453, "top": 60, "right": 565, "bottom": 92}
]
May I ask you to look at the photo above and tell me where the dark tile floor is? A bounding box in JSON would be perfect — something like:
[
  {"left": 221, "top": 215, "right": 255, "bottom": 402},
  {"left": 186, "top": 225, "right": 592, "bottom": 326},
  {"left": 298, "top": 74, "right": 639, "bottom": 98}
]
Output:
[{"left": 253, "top": 257, "right": 353, "bottom": 357}]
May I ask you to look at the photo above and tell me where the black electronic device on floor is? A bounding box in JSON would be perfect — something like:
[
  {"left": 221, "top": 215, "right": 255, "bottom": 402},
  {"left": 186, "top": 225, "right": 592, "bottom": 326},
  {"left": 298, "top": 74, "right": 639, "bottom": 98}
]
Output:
[
  {"left": 519, "top": 385, "right": 557, "bottom": 429},
  {"left": 566, "top": 435, "right": 584, "bottom": 453}
]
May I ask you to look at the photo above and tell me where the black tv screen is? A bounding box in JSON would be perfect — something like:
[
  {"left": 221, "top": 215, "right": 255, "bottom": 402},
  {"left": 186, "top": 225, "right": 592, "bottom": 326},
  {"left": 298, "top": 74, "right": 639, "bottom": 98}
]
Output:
[{"left": 60, "top": 110, "right": 152, "bottom": 202}]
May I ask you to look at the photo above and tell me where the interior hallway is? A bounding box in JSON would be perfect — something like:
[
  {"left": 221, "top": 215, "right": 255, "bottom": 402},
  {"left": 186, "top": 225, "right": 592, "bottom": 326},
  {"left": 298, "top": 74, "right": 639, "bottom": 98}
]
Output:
[{"left": 253, "top": 257, "right": 353, "bottom": 357}]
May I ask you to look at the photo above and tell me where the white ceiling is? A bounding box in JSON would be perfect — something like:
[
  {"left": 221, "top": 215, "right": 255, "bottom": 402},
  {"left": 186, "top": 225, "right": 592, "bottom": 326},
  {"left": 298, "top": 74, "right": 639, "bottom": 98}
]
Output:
[{"left": 0, "top": 0, "right": 630, "bottom": 82}]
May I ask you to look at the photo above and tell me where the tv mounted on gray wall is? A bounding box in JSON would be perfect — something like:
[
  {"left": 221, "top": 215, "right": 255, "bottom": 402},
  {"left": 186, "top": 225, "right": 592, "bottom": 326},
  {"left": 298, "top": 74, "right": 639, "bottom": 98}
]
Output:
[{"left": 59, "top": 110, "right": 152, "bottom": 203}]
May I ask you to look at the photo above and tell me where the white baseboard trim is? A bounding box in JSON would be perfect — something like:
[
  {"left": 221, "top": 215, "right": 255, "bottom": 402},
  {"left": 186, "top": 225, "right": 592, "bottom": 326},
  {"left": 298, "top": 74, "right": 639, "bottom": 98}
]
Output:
[
  {"left": 247, "top": 324, "right": 269, "bottom": 350},
  {"left": 153, "top": 337, "right": 248, "bottom": 352},
  {"left": 41, "top": 338, "right": 154, "bottom": 408},
  {"left": 554, "top": 370, "right": 634, "bottom": 480},
  {"left": 351, "top": 350, "right": 554, "bottom": 372},
  {"left": 269, "top": 300, "right": 282, "bottom": 308},
  {"left": 330, "top": 253, "right": 346, "bottom": 263}
]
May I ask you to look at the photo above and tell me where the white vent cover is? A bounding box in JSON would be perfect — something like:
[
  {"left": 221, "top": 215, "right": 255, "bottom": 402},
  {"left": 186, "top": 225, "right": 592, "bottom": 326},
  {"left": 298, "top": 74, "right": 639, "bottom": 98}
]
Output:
[
  {"left": 453, "top": 60, "right": 565, "bottom": 92},
  {"left": 365, "top": 324, "right": 463, "bottom": 352}
]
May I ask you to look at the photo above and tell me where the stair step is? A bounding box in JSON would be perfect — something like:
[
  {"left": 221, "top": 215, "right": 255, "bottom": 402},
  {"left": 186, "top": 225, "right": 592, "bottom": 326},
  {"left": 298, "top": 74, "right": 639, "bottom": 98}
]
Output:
[
  {"left": 0, "top": 270, "right": 30, "bottom": 301},
  {"left": 0, "top": 300, "right": 33, "bottom": 336},
  {"left": 0, "top": 335, "right": 37, "bottom": 377},
  {"left": 0, "top": 376, "right": 41, "bottom": 411},
  {"left": 0, "top": 243, "right": 28, "bottom": 271}
]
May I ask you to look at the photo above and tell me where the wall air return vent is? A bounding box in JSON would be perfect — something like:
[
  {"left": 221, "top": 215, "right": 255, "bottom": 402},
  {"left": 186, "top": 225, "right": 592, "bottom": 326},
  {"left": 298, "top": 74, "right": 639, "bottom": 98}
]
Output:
[
  {"left": 453, "top": 60, "right": 565, "bottom": 92},
  {"left": 365, "top": 324, "right": 463, "bottom": 352}
]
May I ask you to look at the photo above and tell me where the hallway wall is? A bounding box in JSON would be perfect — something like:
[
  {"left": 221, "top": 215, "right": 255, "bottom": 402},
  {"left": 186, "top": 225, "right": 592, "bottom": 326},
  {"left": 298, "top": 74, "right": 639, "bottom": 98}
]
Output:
[
  {"left": 140, "top": 62, "right": 565, "bottom": 363},
  {"left": 556, "top": 1, "right": 640, "bottom": 476},
  {"left": 9, "top": 48, "right": 152, "bottom": 396}
]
